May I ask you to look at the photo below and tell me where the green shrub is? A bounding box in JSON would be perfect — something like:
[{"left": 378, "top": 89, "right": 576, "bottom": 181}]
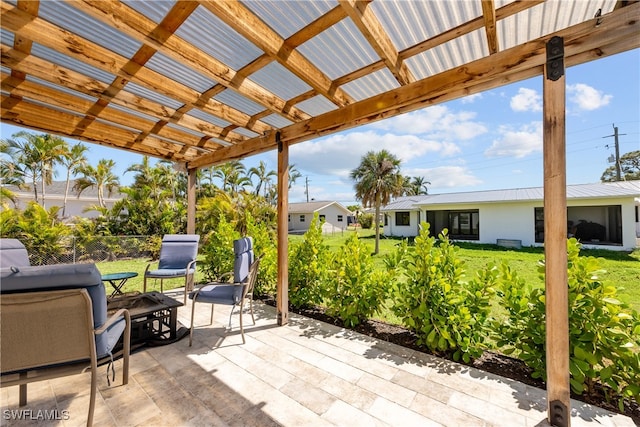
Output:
[
  {"left": 245, "top": 213, "right": 277, "bottom": 297},
  {"left": 496, "top": 238, "right": 640, "bottom": 410},
  {"left": 358, "top": 213, "right": 373, "bottom": 229},
  {"left": 200, "top": 214, "right": 240, "bottom": 282},
  {"left": 391, "top": 223, "right": 495, "bottom": 362},
  {"left": 324, "top": 233, "right": 388, "bottom": 327},
  {"left": 289, "top": 213, "right": 330, "bottom": 308}
]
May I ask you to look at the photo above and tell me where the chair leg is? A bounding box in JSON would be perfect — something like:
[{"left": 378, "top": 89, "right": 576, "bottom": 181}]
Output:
[
  {"left": 143, "top": 276, "right": 147, "bottom": 293},
  {"left": 249, "top": 298, "right": 255, "bottom": 325},
  {"left": 210, "top": 305, "right": 214, "bottom": 326},
  {"left": 239, "top": 303, "right": 245, "bottom": 344},
  {"left": 88, "top": 360, "right": 97, "bottom": 427},
  {"left": 18, "top": 381, "right": 27, "bottom": 406},
  {"left": 189, "top": 297, "right": 197, "bottom": 347}
]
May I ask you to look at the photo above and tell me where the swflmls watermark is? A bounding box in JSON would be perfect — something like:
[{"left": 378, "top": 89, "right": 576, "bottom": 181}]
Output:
[{"left": 3, "top": 409, "right": 70, "bottom": 421}]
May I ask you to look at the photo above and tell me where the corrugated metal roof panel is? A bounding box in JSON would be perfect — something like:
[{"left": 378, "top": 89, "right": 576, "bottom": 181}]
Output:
[
  {"left": 242, "top": 0, "right": 335, "bottom": 40},
  {"left": 213, "top": 89, "right": 265, "bottom": 116},
  {"left": 125, "top": 82, "right": 184, "bottom": 110},
  {"left": 342, "top": 68, "right": 399, "bottom": 101},
  {"left": 249, "top": 62, "right": 312, "bottom": 100},
  {"left": 185, "top": 110, "right": 232, "bottom": 129},
  {"left": 31, "top": 44, "right": 116, "bottom": 85},
  {"left": 144, "top": 51, "right": 218, "bottom": 93},
  {"left": 122, "top": 0, "right": 174, "bottom": 24},
  {"left": 177, "top": 5, "right": 262, "bottom": 71},
  {"left": 40, "top": 1, "right": 140, "bottom": 58},
  {"left": 298, "top": 18, "right": 380, "bottom": 80},
  {"left": 296, "top": 95, "right": 338, "bottom": 117}
]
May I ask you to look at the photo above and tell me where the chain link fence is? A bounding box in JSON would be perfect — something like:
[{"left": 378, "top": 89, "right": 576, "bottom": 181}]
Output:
[{"left": 30, "top": 236, "right": 156, "bottom": 266}]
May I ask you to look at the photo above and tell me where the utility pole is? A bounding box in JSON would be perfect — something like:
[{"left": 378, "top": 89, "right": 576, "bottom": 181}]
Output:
[
  {"left": 305, "top": 176, "right": 310, "bottom": 202},
  {"left": 603, "top": 124, "right": 626, "bottom": 181}
]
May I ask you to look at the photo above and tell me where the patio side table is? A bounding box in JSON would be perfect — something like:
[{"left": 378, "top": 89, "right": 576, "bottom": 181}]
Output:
[{"left": 102, "top": 272, "right": 138, "bottom": 297}]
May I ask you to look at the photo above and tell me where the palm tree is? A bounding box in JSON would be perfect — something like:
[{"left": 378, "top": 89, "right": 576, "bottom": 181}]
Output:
[
  {"left": 350, "top": 150, "right": 404, "bottom": 255},
  {"left": 75, "top": 159, "right": 120, "bottom": 208},
  {"left": 60, "top": 142, "right": 88, "bottom": 217},
  {"left": 288, "top": 164, "right": 302, "bottom": 189},
  {"left": 408, "top": 176, "right": 430, "bottom": 195},
  {"left": 213, "top": 161, "right": 250, "bottom": 195},
  {"left": 249, "top": 160, "right": 276, "bottom": 196},
  {"left": 3, "top": 131, "right": 66, "bottom": 206}
]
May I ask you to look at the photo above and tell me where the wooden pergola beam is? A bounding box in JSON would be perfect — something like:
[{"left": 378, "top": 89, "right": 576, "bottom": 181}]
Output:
[
  {"left": 339, "top": 0, "right": 415, "bottom": 86},
  {"left": 189, "top": 3, "right": 640, "bottom": 169}
]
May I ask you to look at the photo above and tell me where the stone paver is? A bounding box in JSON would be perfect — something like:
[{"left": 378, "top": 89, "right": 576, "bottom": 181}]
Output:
[{"left": 1, "top": 292, "right": 636, "bottom": 427}]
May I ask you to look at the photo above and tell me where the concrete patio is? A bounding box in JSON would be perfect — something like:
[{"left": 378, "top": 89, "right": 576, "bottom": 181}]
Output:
[{"left": 1, "top": 290, "right": 636, "bottom": 427}]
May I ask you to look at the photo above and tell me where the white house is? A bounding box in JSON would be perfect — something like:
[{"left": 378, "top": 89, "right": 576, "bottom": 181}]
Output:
[
  {"left": 381, "top": 181, "right": 640, "bottom": 251},
  {"left": 2, "top": 180, "right": 123, "bottom": 219},
  {"left": 288, "top": 201, "right": 353, "bottom": 234}
]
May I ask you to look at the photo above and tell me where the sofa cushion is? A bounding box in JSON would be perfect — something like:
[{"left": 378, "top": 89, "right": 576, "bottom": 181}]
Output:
[
  {"left": 0, "top": 238, "right": 30, "bottom": 268},
  {"left": 0, "top": 263, "right": 107, "bottom": 330}
]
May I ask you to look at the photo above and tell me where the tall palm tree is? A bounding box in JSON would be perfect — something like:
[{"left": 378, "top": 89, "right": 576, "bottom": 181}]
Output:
[
  {"left": 213, "top": 161, "right": 250, "bottom": 195},
  {"left": 288, "top": 164, "right": 302, "bottom": 189},
  {"left": 3, "top": 131, "right": 66, "bottom": 206},
  {"left": 350, "top": 150, "right": 404, "bottom": 255},
  {"left": 75, "top": 159, "right": 120, "bottom": 208},
  {"left": 60, "top": 142, "right": 88, "bottom": 217},
  {"left": 404, "top": 176, "right": 430, "bottom": 196},
  {"left": 249, "top": 160, "right": 276, "bottom": 196}
]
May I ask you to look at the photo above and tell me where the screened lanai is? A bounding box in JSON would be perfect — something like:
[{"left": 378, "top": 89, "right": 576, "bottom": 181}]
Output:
[{"left": 2, "top": 1, "right": 639, "bottom": 424}]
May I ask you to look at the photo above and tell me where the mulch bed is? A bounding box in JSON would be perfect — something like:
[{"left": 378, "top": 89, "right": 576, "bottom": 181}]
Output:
[{"left": 261, "top": 298, "right": 639, "bottom": 423}]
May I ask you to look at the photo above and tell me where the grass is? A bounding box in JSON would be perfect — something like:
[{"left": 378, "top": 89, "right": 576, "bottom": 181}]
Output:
[{"left": 99, "top": 227, "right": 640, "bottom": 312}]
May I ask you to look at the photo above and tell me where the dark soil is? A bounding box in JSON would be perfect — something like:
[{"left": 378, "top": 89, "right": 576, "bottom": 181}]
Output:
[{"left": 262, "top": 299, "right": 639, "bottom": 423}]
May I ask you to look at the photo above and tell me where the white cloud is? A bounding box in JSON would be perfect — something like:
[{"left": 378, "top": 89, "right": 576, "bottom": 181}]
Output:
[
  {"left": 405, "top": 166, "right": 482, "bottom": 188},
  {"left": 484, "top": 122, "right": 543, "bottom": 158},
  {"left": 369, "top": 106, "right": 487, "bottom": 140},
  {"left": 510, "top": 88, "right": 542, "bottom": 112},
  {"left": 567, "top": 83, "right": 612, "bottom": 111},
  {"left": 461, "top": 93, "right": 483, "bottom": 104}
]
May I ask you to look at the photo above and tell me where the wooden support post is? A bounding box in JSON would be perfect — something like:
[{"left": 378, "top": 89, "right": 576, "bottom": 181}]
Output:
[
  {"left": 543, "top": 36, "right": 570, "bottom": 427},
  {"left": 187, "top": 167, "right": 197, "bottom": 235},
  {"left": 276, "top": 132, "right": 289, "bottom": 326}
]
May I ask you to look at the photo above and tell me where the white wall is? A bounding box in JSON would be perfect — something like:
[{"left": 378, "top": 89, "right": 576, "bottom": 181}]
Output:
[
  {"left": 386, "top": 197, "right": 638, "bottom": 251},
  {"left": 288, "top": 204, "right": 351, "bottom": 232},
  {"left": 11, "top": 193, "right": 119, "bottom": 219},
  {"left": 384, "top": 210, "right": 420, "bottom": 237}
]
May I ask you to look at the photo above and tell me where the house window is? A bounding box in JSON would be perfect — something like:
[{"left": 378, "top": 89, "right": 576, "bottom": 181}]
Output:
[
  {"left": 448, "top": 210, "right": 479, "bottom": 240},
  {"left": 536, "top": 205, "right": 623, "bottom": 245},
  {"left": 300, "top": 215, "right": 305, "bottom": 222},
  {"left": 337, "top": 215, "right": 343, "bottom": 222},
  {"left": 319, "top": 215, "right": 326, "bottom": 222},
  {"left": 395, "top": 211, "right": 410, "bottom": 226}
]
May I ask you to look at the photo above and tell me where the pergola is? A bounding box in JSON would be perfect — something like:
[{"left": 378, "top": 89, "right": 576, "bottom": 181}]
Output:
[{"left": 2, "top": 1, "right": 639, "bottom": 425}]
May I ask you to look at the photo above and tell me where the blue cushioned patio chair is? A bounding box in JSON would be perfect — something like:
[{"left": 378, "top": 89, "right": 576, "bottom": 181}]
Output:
[
  {"left": 144, "top": 234, "right": 200, "bottom": 304},
  {"left": 189, "top": 237, "right": 259, "bottom": 345},
  {"left": 0, "top": 238, "right": 130, "bottom": 427}
]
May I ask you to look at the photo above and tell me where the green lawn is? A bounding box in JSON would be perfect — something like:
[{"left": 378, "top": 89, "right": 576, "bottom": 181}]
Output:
[{"left": 98, "top": 228, "right": 640, "bottom": 312}]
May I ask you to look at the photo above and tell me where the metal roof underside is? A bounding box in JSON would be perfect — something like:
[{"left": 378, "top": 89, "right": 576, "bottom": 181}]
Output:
[{"left": 1, "top": 0, "right": 639, "bottom": 171}]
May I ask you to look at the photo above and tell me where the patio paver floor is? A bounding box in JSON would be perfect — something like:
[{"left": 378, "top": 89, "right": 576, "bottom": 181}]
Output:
[{"left": 1, "top": 289, "right": 636, "bottom": 427}]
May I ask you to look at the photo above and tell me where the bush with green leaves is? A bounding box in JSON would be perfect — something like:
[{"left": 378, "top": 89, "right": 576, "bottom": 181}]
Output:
[
  {"left": 245, "top": 213, "right": 277, "bottom": 297},
  {"left": 0, "top": 202, "right": 70, "bottom": 265},
  {"left": 495, "top": 238, "right": 640, "bottom": 410},
  {"left": 200, "top": 214, "right": 240, "bottom": 282},
  {"left": 288, "top": 213, "right": 331, "bottom": 308},
  {"left": 391, "top": 223, "right": 496, "bottom": 362},
  {"left": 324, "top": 233, "right": 389, "bottom": 327}
]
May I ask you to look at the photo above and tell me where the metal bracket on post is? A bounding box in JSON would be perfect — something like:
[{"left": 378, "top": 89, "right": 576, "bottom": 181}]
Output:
[
  {"left": 546, "top": 36, "right": 564, "bottom": 81},
  {"left": 549, "top": 400, "right": 568, "bottom": 427},
  {"left": 276, "top": 131, "right": 282, "bottom": 152}
]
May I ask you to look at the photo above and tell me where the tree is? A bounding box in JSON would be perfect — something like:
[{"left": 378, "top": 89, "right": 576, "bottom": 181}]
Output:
[
  {"left": 601, "top": 150, "right": 640, "bottom": 182},
  {"left": 249, "top": 160, "right": 276, "bottom": 196},
  {"left": 3, "top": 131, "right": 67, "bottom": 207},
  {"left": 60, "top": 142, "right": 88, "bottom": 217},
  {"left": 75, "top": 159, "right": 120, "bottom": 208},
  {"left": 350, "top": 150, "right": 404, "bottom": 254}
]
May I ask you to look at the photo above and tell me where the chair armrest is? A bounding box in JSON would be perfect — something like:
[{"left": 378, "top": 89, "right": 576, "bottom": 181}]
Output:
[
  {"left": 144, "top": 263, "right": 152, "bottom": 275},
  {"left": 95, "top": 309, "right": 130, "bottom": 335}
]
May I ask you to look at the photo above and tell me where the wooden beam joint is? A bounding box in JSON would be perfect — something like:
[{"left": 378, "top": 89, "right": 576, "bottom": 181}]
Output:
[{"left": 546, "top": 36, "right": 565, "bottom": 81}]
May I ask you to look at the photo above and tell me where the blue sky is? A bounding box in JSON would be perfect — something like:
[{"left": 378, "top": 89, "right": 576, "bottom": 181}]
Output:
[{"left": 2, "top": 49, "right": 638, "bottom": 206}]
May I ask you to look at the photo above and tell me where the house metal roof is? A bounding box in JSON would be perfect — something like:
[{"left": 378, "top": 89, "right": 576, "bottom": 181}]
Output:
[
  {"left": 288, "top": 200, "right": 352, "bottom": 214},
  {"left": 2, "top": 1, "right": 638, "bottom": 172},
  {"left": 381, "top": 180, "right": 640, "bottom": 210}
]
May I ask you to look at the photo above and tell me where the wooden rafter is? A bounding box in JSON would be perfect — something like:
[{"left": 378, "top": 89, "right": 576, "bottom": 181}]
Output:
[
  {"left": 190, "top": 2, "right": 640, "bottom": 168},
  {"left": 200, "top": 0, "right": 355, "bottom": 108},
  {"left": 339, "top": 0, "right": 415, "bottom": 86},
  {"left": 74, "top": 0, "right": 310, "bottom": 123},
  {"left": 481, "top": 0, "right": 499, "bottom": 54}
]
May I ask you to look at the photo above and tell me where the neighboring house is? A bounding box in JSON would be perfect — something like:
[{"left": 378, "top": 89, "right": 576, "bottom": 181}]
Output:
[
  {"left": 1, "top": 180, "right": 123, "bottom": 219},
  {"left": 381, "top": 181, "right": 640, "bottom": 251},
  {"left": 288, "top": 201, "right": 353, "bottom": 234}
]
